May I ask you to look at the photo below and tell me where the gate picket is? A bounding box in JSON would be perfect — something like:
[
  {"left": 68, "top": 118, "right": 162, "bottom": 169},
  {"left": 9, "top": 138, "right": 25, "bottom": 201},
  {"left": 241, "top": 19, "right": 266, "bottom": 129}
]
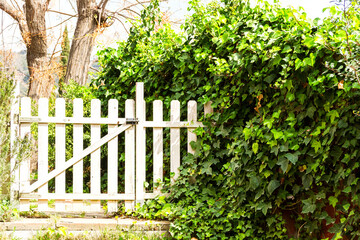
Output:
[
  {"left": 125, "top": 99, "right": 135, "bottom": 210},
  {"left": 73, "top": 98, "right": 84, "bottom": 211},
  {"left": 170, "top": 100, "right": 180, "bottom": 183},
  {"left": 38, "top": 98, "right": 49, "bottom": 212},
  {"left": 55, "top": 98, "right": 66, "bottom": 211},
  {"left": 91, "top": 99, "right": 101, "bottom": 212},
  {"left": 153, "top": 100, "right": 163, "bottom": 193},
  {"left": 187, "top": 101, "right": 197, "bottom": 154},
  {"left": 108, "top": 99, "right": 118, "bottom": 212}
]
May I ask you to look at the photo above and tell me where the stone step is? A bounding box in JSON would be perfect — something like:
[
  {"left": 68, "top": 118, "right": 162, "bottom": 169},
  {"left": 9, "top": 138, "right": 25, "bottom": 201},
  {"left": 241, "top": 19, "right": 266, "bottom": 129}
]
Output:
[{"left": 1, "top": 218, "right": 170, "bottom": 239}]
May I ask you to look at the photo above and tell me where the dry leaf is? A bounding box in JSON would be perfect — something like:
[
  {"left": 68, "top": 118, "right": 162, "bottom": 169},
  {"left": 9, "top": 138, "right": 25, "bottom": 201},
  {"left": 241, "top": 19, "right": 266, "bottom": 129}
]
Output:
[{"left": 338, "top": 80, "right": 344, "bottom": 89}]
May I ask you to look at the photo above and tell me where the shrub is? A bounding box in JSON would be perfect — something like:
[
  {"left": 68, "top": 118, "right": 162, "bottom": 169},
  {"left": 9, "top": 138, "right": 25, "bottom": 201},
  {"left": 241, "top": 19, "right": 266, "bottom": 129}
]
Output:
[{"left": 92, "top": 0, "right": 360, "bottom": 239}]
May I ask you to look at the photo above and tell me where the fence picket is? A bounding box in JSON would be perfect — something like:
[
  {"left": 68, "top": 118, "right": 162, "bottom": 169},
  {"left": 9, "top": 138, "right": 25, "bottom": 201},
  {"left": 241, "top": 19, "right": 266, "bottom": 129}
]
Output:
[
  {"left": 38, "top": 98, "right": 49, "bottom": 212},
  {"left": 55, "top": 98, "right": 66, "bottom": 211},
  {"left": 153, "top": 100, "right": 163, "bottom": 193},
  {"left": 136, "top": 82, "right": 146, "bottom": 205},
  {"left": 73, "top": 99, "right": 84, "bottom": 211},
  {"left": 91, "top": 99, "right": 101, "bottom": 212},
  {"left": 108, "top": 99, "right": 118, "bottom": 212},
  {"left": 125, "top": 99, "right": 135, "bottom": 210},
  {"left": 170, "top": 100, "right": 180, "bottom": 183},
  {"left": 10, "top": 81, "right": 20, "bottom": 202},
  {"left": 19, "top": 97, "right": 31, "bottom": 211},
  {"left": 187, "top": 101, "right": 197, "bottom": 154}
]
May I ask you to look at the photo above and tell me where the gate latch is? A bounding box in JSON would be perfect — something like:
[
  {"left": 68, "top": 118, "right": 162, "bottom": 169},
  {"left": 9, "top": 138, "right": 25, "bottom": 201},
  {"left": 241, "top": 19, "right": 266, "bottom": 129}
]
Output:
[{"left": 126, "top": 118, "right": 139, "bottom": 125}]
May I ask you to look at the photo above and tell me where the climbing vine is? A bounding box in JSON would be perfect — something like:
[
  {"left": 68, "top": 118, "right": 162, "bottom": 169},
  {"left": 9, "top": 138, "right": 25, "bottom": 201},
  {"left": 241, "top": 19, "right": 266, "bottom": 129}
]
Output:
[{"left": 92, "top": 0, "right": 360, "bottom": 239}]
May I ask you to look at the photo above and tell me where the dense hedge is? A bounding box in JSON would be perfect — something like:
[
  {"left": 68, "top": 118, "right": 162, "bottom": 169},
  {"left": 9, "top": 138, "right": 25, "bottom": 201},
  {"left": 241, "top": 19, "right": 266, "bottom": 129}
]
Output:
[{"left": 92, "top": 0, "right": 360, "bottom": 239}]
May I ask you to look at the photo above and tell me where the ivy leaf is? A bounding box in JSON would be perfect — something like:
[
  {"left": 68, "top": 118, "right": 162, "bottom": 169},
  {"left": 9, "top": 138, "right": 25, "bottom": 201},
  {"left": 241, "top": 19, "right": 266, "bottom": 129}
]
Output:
[
  {"left": 252, "top": 142, "right": 259, "bottom": 154},
  {"left": 277, "top": 158, "right": 289, "bottom": 173},
  {"left": 328, "top": 196, "right": 338, "bottom": 208},
  {"left": 267, "top": 180, "right": 280, "bottom": 195},
  {"left": 302, "top": 198, "right": 316, "bottom": 214},
  {"left": 271, "top": 129, "right": 283, "bottom": 140},
  {"left": 311, "top": 140, "right": 321, "bottom": 153},
  {"left": 285, "top": 153, "right": 299, "bottom": 164},
  {"left": 257, "top": 202, "right": 272, "bottom": 215}
]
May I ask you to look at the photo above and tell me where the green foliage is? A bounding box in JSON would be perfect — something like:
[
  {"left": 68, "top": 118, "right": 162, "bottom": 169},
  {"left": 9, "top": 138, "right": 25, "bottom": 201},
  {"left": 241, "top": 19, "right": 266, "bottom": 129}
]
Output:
[
  {"left": 0, "top": 70, "right": 30, "bottom": 199},
  {"left": 92, "top": 0, "right": 360, "bottom": 239}
]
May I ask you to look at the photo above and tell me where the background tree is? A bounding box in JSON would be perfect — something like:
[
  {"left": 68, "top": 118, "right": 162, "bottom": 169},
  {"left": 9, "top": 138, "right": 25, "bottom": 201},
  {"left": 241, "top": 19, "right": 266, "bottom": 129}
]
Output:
[
  {"left": 0, "top": 0, "right": 150, "bottom": 99},
  {"left": 59, "top": 25, "right": 70, "bottom": 94}
]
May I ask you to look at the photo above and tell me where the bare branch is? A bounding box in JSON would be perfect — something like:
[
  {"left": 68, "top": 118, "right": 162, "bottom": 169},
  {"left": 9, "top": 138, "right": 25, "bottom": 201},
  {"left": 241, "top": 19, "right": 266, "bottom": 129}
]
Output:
[
  {"left": 47, "top": 9, "right": 77, "bottom": 17},
  {"left": 111, "top": 15, "right": 129, "bottom": 34},
  {"left": 0, "top": 0, "right": 23, "bottom": 22},
  {"left": 47, "top": 15, "right": 75, "bottom": 31},
  {"left": 46, "top": 0, "right": 51, "bottom": 9},
  {"left": 122, "top": 7, "right": 141, "bottom": 17}
]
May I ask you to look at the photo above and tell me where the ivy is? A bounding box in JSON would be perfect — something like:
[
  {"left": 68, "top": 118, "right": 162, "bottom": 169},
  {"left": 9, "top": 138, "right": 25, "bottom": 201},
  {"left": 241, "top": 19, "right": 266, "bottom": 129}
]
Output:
[{"left": 92, "top": 0, "right": 360, "bottom": 239}]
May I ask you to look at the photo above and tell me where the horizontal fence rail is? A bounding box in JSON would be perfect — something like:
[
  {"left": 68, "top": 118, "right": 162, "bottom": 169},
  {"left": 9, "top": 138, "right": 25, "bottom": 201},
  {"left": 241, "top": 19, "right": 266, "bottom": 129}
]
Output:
[{"left": 10, "top": 82, "right": 213, "bottom": 213}]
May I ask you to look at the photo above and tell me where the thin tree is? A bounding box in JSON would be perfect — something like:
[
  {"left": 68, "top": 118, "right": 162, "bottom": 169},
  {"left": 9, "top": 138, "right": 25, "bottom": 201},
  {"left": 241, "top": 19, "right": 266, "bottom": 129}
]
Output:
[{"left": 59, "top": 25, "right": 70, "bottom": 94}]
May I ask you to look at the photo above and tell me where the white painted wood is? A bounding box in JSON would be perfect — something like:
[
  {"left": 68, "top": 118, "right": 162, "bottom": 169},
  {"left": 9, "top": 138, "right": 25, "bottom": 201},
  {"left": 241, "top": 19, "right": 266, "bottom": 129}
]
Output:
[
  {"left": 19, "top": 97, "right": 31, "bottom": 211},
  {"left": 19, "top": 116, "right": 127, "bottom": 125},
  {"left": 170, "top": 100, "right": 180, "bottom": 183},
  {"left": 73, "top": 99, "right": 84, "bottom": 211},
  {"left": 187, "top": 101, "right": 197, "bottom": 155},
  {"left": 91, "top": 99, "right": 101, "bottom": 211},
  {"left": 107, "top": 99, "right": 118, "bottom": 213},
  {"left": 38, "top": 98, "right": 49, "bottom": 212},
  {"left": 153, "top": 100, "right": 163, "bottom": 193},
  {"left": 204, "top": 101, "right": 213, "bottom": 116},
  {"left": 10, "top": 80, "right": 20, "bottom": 202},
  {"left": 125, "top": 99, "right": 135, "bottom": 210},
  {"left": 25, "top": 124, "right": 131, "bottom": 193},
  {"left": 55, "top": 98, "right": 66, "bottom": 211},
  {"left": 21, "top": 193, "right": 135, "bottom": 200},
  {"left": 143, "top": 121, "right": 203, "bottom": 128},
  {"left": 136, "top": 82, "right": 146, "bottom": 205}
]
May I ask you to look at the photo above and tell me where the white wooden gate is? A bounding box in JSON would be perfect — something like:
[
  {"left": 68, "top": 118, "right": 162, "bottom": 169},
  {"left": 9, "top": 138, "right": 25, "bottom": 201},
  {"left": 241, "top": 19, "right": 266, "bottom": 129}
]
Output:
[{"left": 10, "top": 82, "right": 212, "bottom": 213}]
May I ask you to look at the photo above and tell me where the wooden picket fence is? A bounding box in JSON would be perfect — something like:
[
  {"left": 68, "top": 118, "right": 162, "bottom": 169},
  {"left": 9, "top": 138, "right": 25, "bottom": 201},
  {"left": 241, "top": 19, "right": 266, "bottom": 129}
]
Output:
[{"left": 10, "top": 82, "right": 212, "bottom": 213}]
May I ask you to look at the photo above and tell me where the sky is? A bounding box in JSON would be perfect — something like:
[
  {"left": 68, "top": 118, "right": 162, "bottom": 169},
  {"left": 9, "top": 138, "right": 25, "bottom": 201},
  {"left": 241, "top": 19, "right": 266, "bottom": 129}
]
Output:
[{"left": 0, "top": 0, "right": 334, "bottom": 53}]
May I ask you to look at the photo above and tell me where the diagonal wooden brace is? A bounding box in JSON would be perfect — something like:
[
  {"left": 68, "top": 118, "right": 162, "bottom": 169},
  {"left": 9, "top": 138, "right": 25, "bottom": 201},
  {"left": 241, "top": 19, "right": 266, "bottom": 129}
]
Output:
[{"left": 24, "top": 124, "right": 132, "bottom": 193}]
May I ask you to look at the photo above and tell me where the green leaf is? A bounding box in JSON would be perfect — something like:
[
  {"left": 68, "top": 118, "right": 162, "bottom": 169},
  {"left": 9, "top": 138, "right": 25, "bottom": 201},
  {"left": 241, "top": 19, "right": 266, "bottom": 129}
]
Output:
[
  {"left": 271, "top": 129, "right": 283, "bottom": 140},
  {"left": 252, "top": 142, "right": 259, "bottom": 154},
  {"left": 267, "top": 180, "right": 280, "bottom": 195},
  {"left": 284, "top": 153, "right": 299, "bottom": 164},
  {"left": 328, "top": 196, "right": 338, "bottom": 208},
  {"left": 302, "top": 199, "right": 316, "bottom": 214},
  {"left": 311, "top": 140, "right": 321, "bottom": 153},
  {"left": 277, "top": 158, "right": 289, "bottom": 173}
]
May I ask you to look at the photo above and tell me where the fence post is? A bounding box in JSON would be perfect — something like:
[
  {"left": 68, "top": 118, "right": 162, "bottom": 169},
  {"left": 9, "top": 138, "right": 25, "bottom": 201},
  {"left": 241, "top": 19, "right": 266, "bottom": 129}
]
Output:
[
  {"left": 136, "top": 82, "right": 146, "bottom": 205},
  {"left": 10, "top": 80, "right": 20, "bottom": 202}
]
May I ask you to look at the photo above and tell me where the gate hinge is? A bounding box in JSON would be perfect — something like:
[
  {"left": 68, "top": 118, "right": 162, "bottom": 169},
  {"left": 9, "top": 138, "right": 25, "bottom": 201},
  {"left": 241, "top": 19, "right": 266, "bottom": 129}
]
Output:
[{"left": 126, "top": 118, "right": 139, "bottom": 125}]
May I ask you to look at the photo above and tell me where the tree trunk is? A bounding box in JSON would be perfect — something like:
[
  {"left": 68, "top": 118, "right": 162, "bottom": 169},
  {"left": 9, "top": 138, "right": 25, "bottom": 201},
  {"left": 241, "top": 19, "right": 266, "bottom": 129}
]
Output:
[
  {"left": 25, "top": 0, "right": 53, "bottom": 99},
  {"left": 64, "top": 0, "right": 98, "bottom": 85}
]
